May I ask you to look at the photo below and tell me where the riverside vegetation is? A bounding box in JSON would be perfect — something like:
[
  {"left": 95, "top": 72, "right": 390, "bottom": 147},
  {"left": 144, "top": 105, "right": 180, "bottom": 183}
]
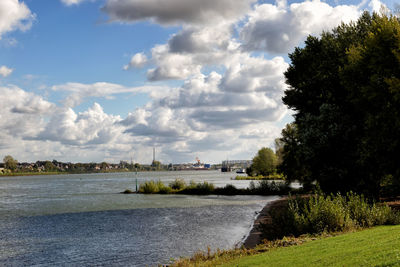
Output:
[
  {"left": 234, "top": 173, "right": 285, "bottom": 181},
  {"left": 173, "top": 192, "right": 400, "bottom": 266},
  {"left": 123, "top": 178, "right": 291, "bottom": 195}
]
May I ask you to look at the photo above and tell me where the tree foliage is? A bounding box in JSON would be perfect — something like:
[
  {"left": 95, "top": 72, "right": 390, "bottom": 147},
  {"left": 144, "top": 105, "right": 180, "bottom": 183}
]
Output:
[
  {"left": 251, "top": 147, "right": 277, "bottom": 176},
  {"left": 3, "top": 155, "right": 18, "bottom": 171},
  {"left": 280, "top": 12, "right": 400, "bottom": 198}
]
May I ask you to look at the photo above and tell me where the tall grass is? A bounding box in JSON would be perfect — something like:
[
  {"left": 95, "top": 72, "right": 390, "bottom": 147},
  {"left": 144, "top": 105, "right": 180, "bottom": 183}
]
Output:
[{"left": 138, "top": 180, "right": 171, "bottom": 194}]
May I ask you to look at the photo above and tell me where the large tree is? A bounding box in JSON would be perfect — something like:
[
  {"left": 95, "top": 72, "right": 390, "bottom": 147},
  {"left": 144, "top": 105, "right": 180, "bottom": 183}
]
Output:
[
  {"left": 3, "top": 155, "right": 18, "bottom": 171},
  {"left": 280, "top": 12, "right": 400, "bottom": 198},
  {"left": 251, "top": 147, "right": 277, "bottom": 176}
]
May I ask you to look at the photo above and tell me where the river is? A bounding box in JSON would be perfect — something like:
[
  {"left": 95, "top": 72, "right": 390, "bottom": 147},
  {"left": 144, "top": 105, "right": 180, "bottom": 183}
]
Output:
[{"left": 0, "top": 171, "right": 279, "bottom": 266}]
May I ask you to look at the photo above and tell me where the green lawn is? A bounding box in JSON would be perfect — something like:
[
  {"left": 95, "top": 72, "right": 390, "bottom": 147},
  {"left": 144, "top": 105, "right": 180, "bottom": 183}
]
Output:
[{"left": 222, "top": 225, "right": 400, "bottom": 267}]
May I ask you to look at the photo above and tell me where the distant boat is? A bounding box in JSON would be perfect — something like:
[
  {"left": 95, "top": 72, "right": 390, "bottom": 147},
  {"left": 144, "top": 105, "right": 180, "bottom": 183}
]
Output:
[{"left": 236, "top": 168, "right": 246, "bottom": 174}]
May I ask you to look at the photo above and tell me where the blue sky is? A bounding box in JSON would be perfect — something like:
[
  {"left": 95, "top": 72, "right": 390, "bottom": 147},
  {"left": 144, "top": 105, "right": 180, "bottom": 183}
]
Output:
[{"left": 0, "top": 0, "right": 396, "bottom": 164}]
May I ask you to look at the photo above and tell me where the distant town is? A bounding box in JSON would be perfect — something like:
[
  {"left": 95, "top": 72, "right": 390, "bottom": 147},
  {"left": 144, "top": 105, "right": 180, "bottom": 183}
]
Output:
[{"left": 0, "top": 155, "right": 252, "bottom": 175}]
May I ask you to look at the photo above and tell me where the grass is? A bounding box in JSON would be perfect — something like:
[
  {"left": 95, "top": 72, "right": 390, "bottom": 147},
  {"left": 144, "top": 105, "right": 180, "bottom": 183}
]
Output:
[
  {"left": 220, "top": 225, "right": 400, "bottom": 267},
  {"left": 173, "top": 225, "right": 400, "bottom": 266}
]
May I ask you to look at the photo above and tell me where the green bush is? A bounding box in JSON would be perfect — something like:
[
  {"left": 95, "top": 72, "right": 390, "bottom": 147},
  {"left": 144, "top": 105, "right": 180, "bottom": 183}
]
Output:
[
  {"left": 169, "top": 178, "right": 186, "bottom": 190},
  {"left": 218, "top": 184, "right": 238, "bottom": 195},
  {"left": 195, "top": 181, "right": 215, "bottom": 193},
  {"left": 256, "top": 180, "right": 290, "bottom": 195},
  {"left": 138, "top": 180, "right": 169, "bottom": 193},
  {"left": 263, "top": 192, "right": 400, "bottom": 240},
  {"left": 179, "top": 181, "right": 215, "bottom": 195}
]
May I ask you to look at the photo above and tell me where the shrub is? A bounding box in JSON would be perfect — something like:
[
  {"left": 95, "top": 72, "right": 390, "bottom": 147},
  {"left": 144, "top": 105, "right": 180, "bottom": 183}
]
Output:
[
  {"left": 256, "top": 180, "right": 290, "bottom": 195},
  {"left": 180, "top": 181, "right": 215, "bottom": 195},
  {"left": 248, "top": 181, "right": 256, "bottom": 191},
  {"left": 196, "top": 181, "right": 215, "bottom": 193},
  {"left": 139, "top": 180, "right": 158, "bottom": 193},
  {"left": 169, "top": 178, "right": 186, "bottom": 190},
  {"left": 262, "top": 192, "right": 400, "bottom": 240},
  {"left": 138, "top": 180, "right": 168, "bottom": 193},
  {"left": 219, "top": 184, "right": 238, "bottom": 195}
]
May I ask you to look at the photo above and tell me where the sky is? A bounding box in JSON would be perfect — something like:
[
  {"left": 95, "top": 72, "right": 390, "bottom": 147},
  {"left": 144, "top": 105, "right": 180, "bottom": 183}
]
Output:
[{"left": 0, "top": 0, "right": 396, "bottom": 164}]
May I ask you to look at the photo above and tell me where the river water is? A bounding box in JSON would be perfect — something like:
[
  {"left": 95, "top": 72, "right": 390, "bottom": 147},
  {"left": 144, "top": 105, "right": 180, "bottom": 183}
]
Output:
[{"left": 0, "top": 171, "right": 279, "bottom": 266}]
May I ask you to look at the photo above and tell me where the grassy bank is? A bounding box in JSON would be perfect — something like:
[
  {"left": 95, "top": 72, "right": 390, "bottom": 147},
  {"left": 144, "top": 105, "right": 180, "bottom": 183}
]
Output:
[
  {"left": 223, "top": 225, "right": 400, "bottom": 266},
  {"left": 173, "top": 193, "right": 400, "bottom": 266},
  {"left": 173, "top": 225, "right": 400, "bottom": 267}
]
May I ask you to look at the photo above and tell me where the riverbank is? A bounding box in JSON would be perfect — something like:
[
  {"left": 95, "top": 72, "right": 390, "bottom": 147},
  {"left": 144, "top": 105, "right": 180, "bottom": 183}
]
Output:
[
  {"left": 242, "top": 197, "right": 287, "bottom": 248},
  {"left": 243, "top": 195, "right": 400, "bottom": 248},
  {"left": 173, "top": 194, "right": 400, "bottom": 266}
]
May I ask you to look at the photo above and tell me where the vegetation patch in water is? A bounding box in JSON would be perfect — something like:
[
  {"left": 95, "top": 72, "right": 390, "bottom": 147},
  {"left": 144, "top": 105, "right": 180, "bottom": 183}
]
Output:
[{"left": 129, "top": 179, "right": 291, "bottom": 195}]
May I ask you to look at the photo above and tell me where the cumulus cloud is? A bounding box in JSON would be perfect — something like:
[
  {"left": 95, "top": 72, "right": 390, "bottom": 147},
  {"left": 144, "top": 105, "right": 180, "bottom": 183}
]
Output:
[
  {"left": 147, "top": 46, "right": 202, "bottom": 81},
  {"left": 102, "top": 0, "right": 255, "bottom": 25},
  {"left": 0, "top": 0, "right": 35, "bottom": 39},
  {"left": 0, "top": 86, "right": 54, "bottom": 139},
  {"left": 0, "top": 85, "right": 141, "bottom": 162},
  {"left": 122, "top": 54, "right": 289, "bottom": 144},
  {"left": 36, "top": 103, "right": 125, "bottom": 146},
  {"left": 0, "top": 65, "right": 13, "bottom": 77},
  {"left": 220, "top": 56, "right": 288, "bottom": 95},
  {"left": 140, "top": 22, "right": 239, "bottom": 81},
  {"left": 123, "top": 52, "right": 148, "bottom": 70},
  {"left": 240, "top": 0, "right": 361, "bottom": 53}
]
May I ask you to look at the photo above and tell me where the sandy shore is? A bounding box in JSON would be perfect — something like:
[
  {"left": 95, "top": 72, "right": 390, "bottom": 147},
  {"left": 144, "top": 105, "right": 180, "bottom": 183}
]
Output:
[{"left": 243, "top": 197, "right": 288, "bottom": 249}]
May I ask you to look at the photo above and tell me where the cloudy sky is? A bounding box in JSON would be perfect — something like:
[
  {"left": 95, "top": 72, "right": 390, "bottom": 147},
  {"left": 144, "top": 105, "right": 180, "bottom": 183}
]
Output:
[{"left": 0, "top": 0, "right": 395, "bottom": 164}]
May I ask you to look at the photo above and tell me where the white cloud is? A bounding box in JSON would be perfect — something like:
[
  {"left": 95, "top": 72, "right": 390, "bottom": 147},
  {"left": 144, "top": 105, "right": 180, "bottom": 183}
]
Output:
[
  {"left": 147, "top": 46, "right": 202, "bottom": 81},
  {"left": 0, "top": 85, "right": 140, "bottom": 162},
  {"left": 240, "top": 0, "right": 361, "bottom": 53},
  {"left": 369, "top": 0, "right": 388, "bottom": 13},
  {"left": 102, "top": 0, "right": 255, "bottom": 26},
  {"left": 122, "top": 54, "right": 289, "bottom": 151},
  {"left": 0, "top": 65, "right": 13, "bottom": 77},
  {"left": 123, "top": 52, "right": 148, "bottom": 70},
  {"left": 61, "top": 0, "right": 88, "bottom": 6},
  {"left": 0, "top": 0, "right": 35, "bottom": 39},
  {"left": 0, "top": 86, "right": 54, "bottom": 139},
  {"left": 139, "top": 22, "right": 239, "bottom": 81},
  {"left": 37, "top": 103, "right": 126, "bottom": 146},
  {"left": 52, "top": 82, "right": 169, "bottom": 107}
]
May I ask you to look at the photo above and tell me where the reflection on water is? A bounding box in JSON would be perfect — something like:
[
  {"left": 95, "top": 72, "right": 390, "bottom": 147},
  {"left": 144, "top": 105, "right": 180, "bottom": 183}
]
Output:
[{"left": 0, "top": 171, "right": 279, "bottom": 266}]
